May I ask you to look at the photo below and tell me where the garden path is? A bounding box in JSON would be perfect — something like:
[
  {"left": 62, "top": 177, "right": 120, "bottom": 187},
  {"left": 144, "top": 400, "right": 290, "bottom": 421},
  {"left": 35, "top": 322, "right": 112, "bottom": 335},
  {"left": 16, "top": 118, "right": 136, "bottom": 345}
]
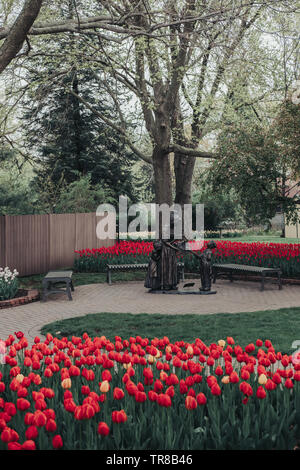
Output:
[{"left": 0, "top": 279, "right": 299, "bottom": 344}]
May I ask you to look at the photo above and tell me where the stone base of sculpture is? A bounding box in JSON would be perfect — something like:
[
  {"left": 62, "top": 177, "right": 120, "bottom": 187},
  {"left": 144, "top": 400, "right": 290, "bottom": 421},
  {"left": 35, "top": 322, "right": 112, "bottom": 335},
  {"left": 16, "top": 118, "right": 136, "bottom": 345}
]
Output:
[{"left": 148, "top": 288, "right": 216, "bottom": 295}]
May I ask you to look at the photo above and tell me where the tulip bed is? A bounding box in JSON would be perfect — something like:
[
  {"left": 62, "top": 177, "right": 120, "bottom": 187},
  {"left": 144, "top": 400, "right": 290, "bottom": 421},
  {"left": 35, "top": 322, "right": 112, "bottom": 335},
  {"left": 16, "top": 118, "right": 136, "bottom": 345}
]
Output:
[
  {"left": 74, "top": 240, "right": 300, "bottom": 278},
  {"left": 0, "top": 332, "right": 300, "bottom": 450}
]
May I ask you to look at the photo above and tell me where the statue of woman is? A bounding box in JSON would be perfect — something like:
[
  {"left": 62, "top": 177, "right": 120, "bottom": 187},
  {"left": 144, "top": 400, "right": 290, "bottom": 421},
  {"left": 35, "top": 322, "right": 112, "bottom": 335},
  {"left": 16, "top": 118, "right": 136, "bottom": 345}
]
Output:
[{"left": 198, "top": 241, "right": 217, "bottom": 291}]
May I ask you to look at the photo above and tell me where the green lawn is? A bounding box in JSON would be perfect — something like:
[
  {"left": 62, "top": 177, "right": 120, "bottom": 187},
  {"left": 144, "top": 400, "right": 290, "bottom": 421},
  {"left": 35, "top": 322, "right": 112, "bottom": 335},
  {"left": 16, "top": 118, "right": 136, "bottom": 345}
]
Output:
[
  {"left": 19, "top": 271, "right": 146, "bottom": 292},
  {"left": 216, "top": 236, "right": 300, "bottom": 244},
  {"left": 41, "top": 307, "right": 300, "bottom": 355}
]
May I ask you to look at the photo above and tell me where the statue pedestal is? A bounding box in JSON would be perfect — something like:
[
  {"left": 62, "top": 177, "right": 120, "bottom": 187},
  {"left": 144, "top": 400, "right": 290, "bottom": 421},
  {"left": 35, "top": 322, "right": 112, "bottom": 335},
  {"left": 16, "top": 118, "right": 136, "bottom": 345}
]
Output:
[{"left": 148, "top": 289, "right": 217, "bottom": 295}]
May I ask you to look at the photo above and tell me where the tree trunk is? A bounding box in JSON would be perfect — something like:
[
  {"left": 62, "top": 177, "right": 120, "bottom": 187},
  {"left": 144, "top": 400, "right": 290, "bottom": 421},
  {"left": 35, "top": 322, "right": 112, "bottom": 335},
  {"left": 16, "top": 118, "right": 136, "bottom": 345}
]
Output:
[
  {"left": 174, "top": 152, "right": 196, "bottom": 206},
  {"left": 152, "top": 146, "right": 173, "bottom": 206}
]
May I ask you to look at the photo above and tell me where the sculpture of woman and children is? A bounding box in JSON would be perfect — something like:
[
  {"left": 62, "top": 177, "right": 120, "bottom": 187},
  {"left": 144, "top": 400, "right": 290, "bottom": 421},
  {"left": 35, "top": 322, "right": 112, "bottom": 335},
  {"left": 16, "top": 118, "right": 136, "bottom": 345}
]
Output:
[{"left": 144, "top": 213, "right": 217, "bottom": 294}]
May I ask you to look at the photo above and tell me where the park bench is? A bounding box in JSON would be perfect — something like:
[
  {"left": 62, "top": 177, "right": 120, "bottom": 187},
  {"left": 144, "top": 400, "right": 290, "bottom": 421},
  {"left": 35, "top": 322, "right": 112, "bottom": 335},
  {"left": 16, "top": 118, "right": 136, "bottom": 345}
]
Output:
[
  {"left": 106, "top": 262, "right": 185, "bottom": 285},
  {"left": 212, "top": 263, "right": 282, "bottom": 291},
  {"left": 42, "top": 271, "right": 74, "bottom": 301}
]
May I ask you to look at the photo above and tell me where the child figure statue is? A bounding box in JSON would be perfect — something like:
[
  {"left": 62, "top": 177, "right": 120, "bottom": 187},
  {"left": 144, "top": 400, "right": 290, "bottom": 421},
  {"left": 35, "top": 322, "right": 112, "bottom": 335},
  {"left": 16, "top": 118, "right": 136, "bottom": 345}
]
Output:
[{"left": 198, "top": 240, "right": 217, "bottom": 292}]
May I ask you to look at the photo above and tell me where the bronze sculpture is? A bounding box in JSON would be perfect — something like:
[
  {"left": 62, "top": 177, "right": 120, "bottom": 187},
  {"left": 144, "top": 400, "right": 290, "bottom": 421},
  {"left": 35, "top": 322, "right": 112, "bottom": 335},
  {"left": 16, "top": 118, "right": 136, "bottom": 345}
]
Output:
[
  {"left": 144, "top": 239, "right": 180, "bottom": 292},
  {"left": 145, "top": 237, "right": 217, "bottom": 294}
]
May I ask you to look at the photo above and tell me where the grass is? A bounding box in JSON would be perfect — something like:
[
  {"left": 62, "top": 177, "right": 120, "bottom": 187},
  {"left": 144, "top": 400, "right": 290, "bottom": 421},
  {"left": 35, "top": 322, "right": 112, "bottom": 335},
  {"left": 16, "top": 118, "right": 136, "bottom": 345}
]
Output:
[
  {"left": 19, "top": 271, "right": 146, "bottom": 292},
  {"left": 40, "top": 307, "right": 300, "bottom": 355},
  {"left": 216, "top": 236, "right": 300, "bottom": 244}
]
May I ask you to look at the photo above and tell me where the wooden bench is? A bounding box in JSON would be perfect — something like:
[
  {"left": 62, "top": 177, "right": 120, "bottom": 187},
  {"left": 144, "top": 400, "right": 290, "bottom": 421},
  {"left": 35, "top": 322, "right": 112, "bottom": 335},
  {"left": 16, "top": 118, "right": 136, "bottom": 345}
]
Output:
[
  {"left": 106, "top": 262, "right": 185, "bottom": 285},
  {"left": 212, "top": 263, "right": 282, "bottom": 291},
  {"left": 42, "top": 271, "right": 74, "bottom": 301}
]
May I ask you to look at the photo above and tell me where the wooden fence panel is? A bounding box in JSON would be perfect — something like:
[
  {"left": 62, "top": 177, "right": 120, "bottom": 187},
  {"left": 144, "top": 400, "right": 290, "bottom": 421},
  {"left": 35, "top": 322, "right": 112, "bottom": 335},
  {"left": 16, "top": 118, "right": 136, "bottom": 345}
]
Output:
[
  {"left": 0, "top": 216, "right": 6, "bottom": 267},
  {"left": 49, "top": 213, "right": 76, "bottom": 270},
  {"left": 2, "top": 213, "right": 116, "bottom": 276},
  {"left": 4, "top": 215, "right": 50, "bottom": 276}
]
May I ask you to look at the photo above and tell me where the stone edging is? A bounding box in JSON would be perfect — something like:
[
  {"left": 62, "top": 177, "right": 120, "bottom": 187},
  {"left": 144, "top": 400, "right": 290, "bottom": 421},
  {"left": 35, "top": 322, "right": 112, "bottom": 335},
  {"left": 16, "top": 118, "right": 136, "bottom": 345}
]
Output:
[{"left": 0, "top": 290, "right": 40, "bottom": 309}]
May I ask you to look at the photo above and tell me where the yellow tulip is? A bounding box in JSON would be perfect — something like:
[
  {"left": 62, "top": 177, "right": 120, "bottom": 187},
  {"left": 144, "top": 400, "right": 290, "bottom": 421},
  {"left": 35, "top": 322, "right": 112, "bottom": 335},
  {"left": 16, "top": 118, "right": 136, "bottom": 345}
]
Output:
[
  {"left": 186, "top": 345, "right": 194, "bottom": 356},
  {"left": 258, "top": 374, "right": 267, "bottom": 385},
  {"left": 123, "top": 362, "right": 132, "bottom": 370},
  {"left": 218, "top": 340, "right": 226, "bottom": 348},
  {"left": 160, "top": 371, "right": 168, "bottom": 382},
  {"left": 221, "top": 376, "right": 230, "bottom": 384},
  {"left": 100, "top": 380, "right": 110, "bottom": 393},
  {"left": 16, "top": 374, "right": 24, "bottom": 384},
  {"left": 61, "top": 378, "right": 72, "bottom": 389},
  {"left": 148, "top": 355, "right": 155, "bottom": 364}
]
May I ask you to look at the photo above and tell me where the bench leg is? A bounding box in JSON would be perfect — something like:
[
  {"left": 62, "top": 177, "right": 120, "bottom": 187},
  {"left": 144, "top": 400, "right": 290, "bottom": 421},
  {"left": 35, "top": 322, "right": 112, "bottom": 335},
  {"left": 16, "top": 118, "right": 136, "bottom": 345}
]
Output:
[
  {"left": 42, "top": 280, "right": 48, "bottom": 302},
  {"left": 66, "top": 281, "right": 73, "bottom": 301},
  {"left": 107, "top": 270, "right": 112, "bottom": 285},
  {"left": 70, "top": 280, "right": 75, "bottom": 292}
]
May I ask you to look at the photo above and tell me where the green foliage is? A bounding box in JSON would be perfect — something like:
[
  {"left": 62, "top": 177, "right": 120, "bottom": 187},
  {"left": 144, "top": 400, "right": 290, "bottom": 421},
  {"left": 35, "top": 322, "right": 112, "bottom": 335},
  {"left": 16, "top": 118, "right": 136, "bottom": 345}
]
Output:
[
  {"left": 54, "top": 174, "right": 114, "bottom": 214},
  {"left": 21, "top": 30, "right": 139, "bottom": 211},
  {"left": 192, "top": 182, "right": 244, "bottom": 231},
  {"left": 208, "top": 117, "right": 300, "bottom": 226},
  {"left": 0, "top": 145, "right": 40, "bottom": 215}
]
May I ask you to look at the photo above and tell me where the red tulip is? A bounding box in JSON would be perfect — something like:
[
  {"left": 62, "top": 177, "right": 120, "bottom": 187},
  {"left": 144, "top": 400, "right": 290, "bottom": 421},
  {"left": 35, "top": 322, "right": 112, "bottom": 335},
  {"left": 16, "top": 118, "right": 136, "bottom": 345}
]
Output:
[
  {"left": 284, "top": 378, "right": 294, "bottom": 389},
  {"left": 196, "top": 393, "right": 207, "bottom": 406},
  {"left": 7, "top": 442, "right": 22, "bottom": 450},
  {"left": 45, "top": 419, "right": 57, "bottom": 432},
  {"left": 98, "top": 422, "right": 110, "bottom": 436},
  {"left": 17, "top": 399, "right": 31, "bottom": 411},
  {"left": 33, "top": 411, "right": 47, "bottom": 428},
  {"left": 157, "top": 393, "right": 172, "bottom": 407},
  {"left": 52, "top": 434, "right": 63, "bottom": 449},
  {"left": 113, "top": 387, "right": 125, "bottom": 400},
  {"left": 256, "top": 386, "right": 266, "bottom": 399},
  {"left": 185, "top": 396, "right": 197, "bottom": 410},
  {"left": 112, "top": 410, "right": 127, "bottom": 423},
  {"left": 135, "top": 391, "right": 147, "bottom": 403},
  {"left": 25, "top": 425, "right": 38, "bottom": 440},
  {"left": 211, "top": 383, "right": 221, "bottom": 396},
  {"left": 4, "top": 402, "right": 16, "bottom": 417},
  {"left": 21, "top": 440, "right": 36, "bottom": 450}
]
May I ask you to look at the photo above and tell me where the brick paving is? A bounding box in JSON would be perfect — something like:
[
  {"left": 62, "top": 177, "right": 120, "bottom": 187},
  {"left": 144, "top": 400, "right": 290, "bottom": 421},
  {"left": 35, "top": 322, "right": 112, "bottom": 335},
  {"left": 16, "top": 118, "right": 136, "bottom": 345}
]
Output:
[{"left": 0, "top": 279, "right": 299, "bottom": 344}]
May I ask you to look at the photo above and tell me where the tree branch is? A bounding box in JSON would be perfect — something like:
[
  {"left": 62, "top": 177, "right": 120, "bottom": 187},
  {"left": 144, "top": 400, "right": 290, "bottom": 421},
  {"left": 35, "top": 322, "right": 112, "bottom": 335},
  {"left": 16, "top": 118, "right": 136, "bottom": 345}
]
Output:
[
  {"left": 169, "top": 143, "right": 217, "bottom": 159},
  {"left": 0, "top": 0, "right": 43, "bottom": 74}
]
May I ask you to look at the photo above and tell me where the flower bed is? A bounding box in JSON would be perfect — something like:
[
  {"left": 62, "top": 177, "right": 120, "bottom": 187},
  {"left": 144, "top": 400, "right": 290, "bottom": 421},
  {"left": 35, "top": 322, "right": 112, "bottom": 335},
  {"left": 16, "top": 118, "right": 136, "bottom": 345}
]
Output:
[
  {"left": 0, "top": 331, "right": 299, "bottom": 450},
  {"left": 0, "top": 290, "right": 40, "bottom": 310},
  {"left": 74, "top": 240, "right": 300, "bottom": 278},
  {"left": 0, "top": 267, "right": 19, "bottom": 301}
]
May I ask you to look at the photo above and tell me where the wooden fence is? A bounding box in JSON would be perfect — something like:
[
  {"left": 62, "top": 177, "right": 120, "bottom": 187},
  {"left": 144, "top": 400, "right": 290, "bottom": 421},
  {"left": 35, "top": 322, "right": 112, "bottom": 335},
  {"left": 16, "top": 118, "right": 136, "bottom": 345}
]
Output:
[{"left": 0, "top": 213, "right": 115, "bottom": 276}]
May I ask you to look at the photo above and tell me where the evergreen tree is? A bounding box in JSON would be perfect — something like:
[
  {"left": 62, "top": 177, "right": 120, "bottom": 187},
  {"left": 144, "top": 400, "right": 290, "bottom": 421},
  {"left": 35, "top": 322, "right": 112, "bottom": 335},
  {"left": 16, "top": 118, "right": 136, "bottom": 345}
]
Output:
[{"left": 21, "top": 28, "right": 138, "bottom": 211}]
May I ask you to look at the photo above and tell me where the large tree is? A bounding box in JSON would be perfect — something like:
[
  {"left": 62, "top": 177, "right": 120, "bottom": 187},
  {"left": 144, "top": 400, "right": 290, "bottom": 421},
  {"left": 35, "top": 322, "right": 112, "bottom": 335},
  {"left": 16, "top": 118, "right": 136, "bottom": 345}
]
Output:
[{"left": 1, "top": 0, "right": 299, "bottom": 212}]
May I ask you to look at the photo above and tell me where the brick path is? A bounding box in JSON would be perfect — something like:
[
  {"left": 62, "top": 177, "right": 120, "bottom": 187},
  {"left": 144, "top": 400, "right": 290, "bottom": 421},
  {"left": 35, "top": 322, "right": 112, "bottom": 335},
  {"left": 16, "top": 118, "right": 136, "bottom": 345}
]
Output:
[{"left": 0, "top": 279, "right": 299, "bottom": 344}]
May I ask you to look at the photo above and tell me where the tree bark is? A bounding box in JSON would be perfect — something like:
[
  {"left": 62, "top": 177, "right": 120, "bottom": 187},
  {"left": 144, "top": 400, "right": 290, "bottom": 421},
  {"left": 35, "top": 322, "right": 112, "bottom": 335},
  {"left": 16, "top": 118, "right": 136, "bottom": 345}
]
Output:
[
  {"left": 0, "top": 0, "right": 44, "bottom": 74},
  {"left": 174, "top": 152, "right": 196, "bottom": 206},
  {"left": 152, "top": 146, "right": 173, "bottom": 206}
]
